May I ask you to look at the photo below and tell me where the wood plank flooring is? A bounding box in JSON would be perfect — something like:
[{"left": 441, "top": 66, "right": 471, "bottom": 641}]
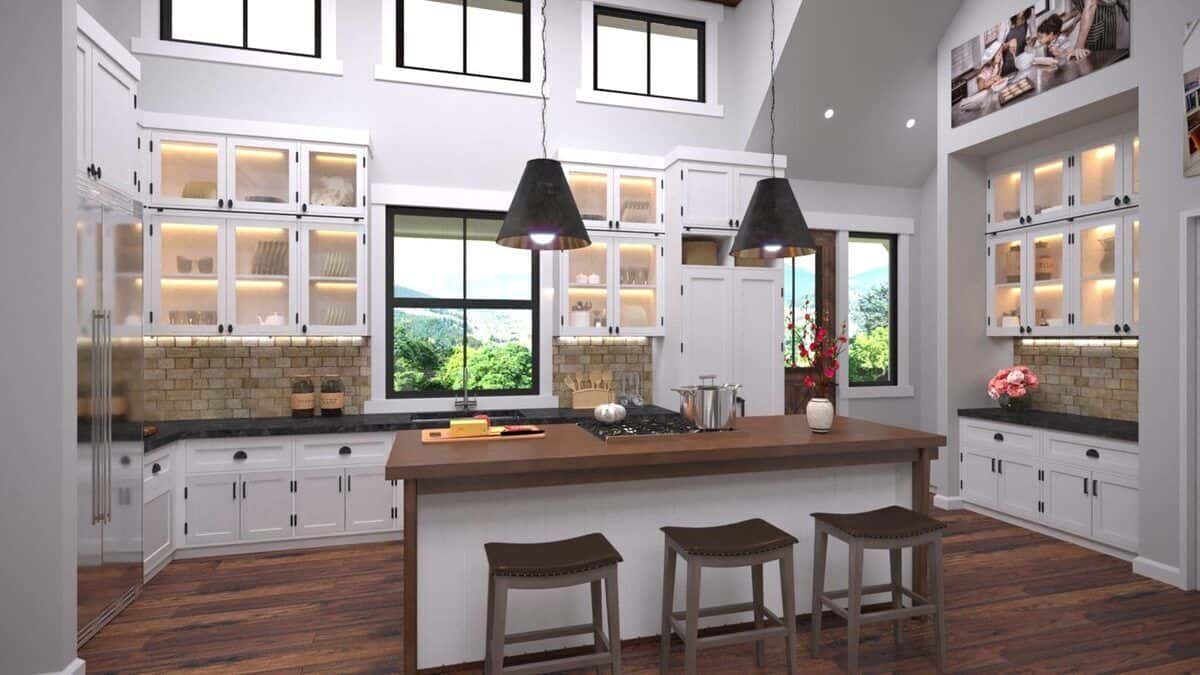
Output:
[{"left": 80, "top": 509, "right": 1200, "bottom": 673}]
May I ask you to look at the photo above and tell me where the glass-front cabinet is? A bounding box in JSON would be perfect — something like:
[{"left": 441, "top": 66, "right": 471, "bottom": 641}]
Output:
[
  {"left": 300, "top": 222, "right": 366, "bottom": 335},
  {"left": 1071, "top": 215, "right": 1123, "bottom": 335},
  {"left": 147, "top": 214, "right": 226, "bottom": 335},
  {"left": 558, "top": 233, "right": 664, "bottom": 337},
  {"left": 563, "top": 164, "right": 664, "bottom": 233},
  {"left": 300, "top": 143, "right": 367, "bottom": 217},
  {"left": 1026, "top": 225, "right": 1069, "bottom": 335},
  {"left": 1074, "top": 139, "right": 1123, "bottom": 215},
  {"left": 986, "top": 233, "right": 1026, "bottom": 336},
  {"left": 151, "top": 132, "right": 227, "bottom": 210},
  {"left": 228, "top": 138, "right": 298, "bottom": 213},
  {"left": 1027, "top": 153, "right": 1071, "bottom": 221},
  {"left": 227, "top": 222, "right": 296, "bottom": 335},
  {"left": 1123, "top": 134, "right": 1140, "bottom": 204},
  {"left": 987, "top": 165, "right": 1025, "bottom": 231},
  {"left": 1122, "top": 214, "right": 1139, "bottom": 334}
]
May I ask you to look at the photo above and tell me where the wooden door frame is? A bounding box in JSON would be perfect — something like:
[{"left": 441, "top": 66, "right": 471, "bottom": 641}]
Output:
[{"left": 785, "top": 229, "right": 837, "bottom": 414}]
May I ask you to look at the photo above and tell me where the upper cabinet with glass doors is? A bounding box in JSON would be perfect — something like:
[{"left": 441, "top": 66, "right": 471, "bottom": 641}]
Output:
[
  {"left": 563, "top": 164, "right": 664, "bottom": 233},
  {"left": 558, "top": 233, "right": 664, "bottom": 337}
]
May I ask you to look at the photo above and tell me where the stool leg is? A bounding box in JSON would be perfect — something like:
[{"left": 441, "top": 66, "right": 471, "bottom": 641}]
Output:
[
  {"left": 931, "top": 537, "right": 947, "bottom": 672},
  {"left": 684, "top": 559, "right": 702, "bottom": 675},
  {"left": 606, "top": 566, "right": 623, "bottom": 675},
  {"left": 810, "top": 527, "right": 828, "bottom": 657},
  {"left": 846, "top": 540, "right": 864, "bottom": 675},
  {"left": 485, "top": 574, "right": 495, "bottom": 675},
  {"left": 890, "top": 547, "right": 904, "bottom": 646},
  {"left": 659, "top": 542, "right": 676, "bottom": 674},
  {"left": 780, "top": 547, "right": 798, "bottom": 675},
  {"left": 591, "top": 579, "right": 604, "bottom": 675},
  {"left": 752, "top": 563, "right": 765, "bottom": 667},
  {"left": 488, "top": 577, "right": 508, "bottom": 675}
]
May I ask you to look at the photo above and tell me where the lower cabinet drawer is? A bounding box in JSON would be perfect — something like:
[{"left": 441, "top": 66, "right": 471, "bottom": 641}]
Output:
[
  {"left": 187, "top": 438, "right": 292, "bottom": 474},
  {"left": 143, "top": 452, "right": 172, "bottom": 502},
  {"left": 295, "top": 434, "right": 390, "bottom": 468},
  {"left": 1044, "top": 435, "right": 1138, "bottom": 477},
  {"left": 960, "top": 420, "right": 1037, "bottom": 457}
]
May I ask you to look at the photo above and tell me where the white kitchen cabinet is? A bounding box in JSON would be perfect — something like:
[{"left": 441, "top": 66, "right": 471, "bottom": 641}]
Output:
[
  {"left": 300, "top": 222, "right": 367, "bottom": 336},
  {"left": 1070, "top": 214, "right": 1125, "bottom": 336},
  {"left": 679, "top": 267, "right": 735, "bottom": 388},
  {"left": 960, "top": 450, "right": 998, "bottom": 508},
  {"left": 300, "top": 143, "right": 367, "bottom": 217},
  {"left": 239, "top": 470, "right": 294, "bottom": 541},
  {"left": 680, "top": 165, "right": 735, "bottom": 228},
  {"left": 563, "top": 165, "right": 664, "bottom": 233},
  {"left": 226, "top": 219, "right": 298, "bottom": 335},
  {"left": 76, "top": 37, "right": 91, "bottom": 179},
  {"left": 558, "top": 233, "right": 664, "bottom": 337},
  {"left": 151, "top": 131, "right": 228, "bottom": 210},
  {"left": 1043, "top": 463, "right": 1093, "bottom": 538},
  {"left": 986, "top": 164, "right": 1026, "bottom": 231},
  {"left": 228, "top": 137, "right": 299, "bottom": 213},
  {"left": 986, "top": 232, "right": 1026, "bottom": 336},
  {"left": 1123, "top": 133, "right": 1140, "bottom": 204},
  {"left": 142, "top": 451, "right": 174, "bottom": 576},
  {"left": 294, "top": 468, "right": 347, "bottom": 536},
  {"left": 146, "top": 213, "right": 227, "bottom": 335},
  {"left": 1073, "top": 137, "right": 1126, "bottom": 216},
  {"left": 1091, "top": 470, "right": 1139, "bottom": 551},
  {"left": 346, "top": 467, "right": 393, "bottom": 533},
  {"left": 185, "top": 472, "right": 241, "bottom": 546},
  {"left": 76, "top": 29, "right": 140, "bottom": 199},
  {"left": 732, "top": 167, "right": 774, "bottom": 226},
  {"left": 731, "top": 268, "right": 784, "bottom": 416},
  {"left": 1122, "top": 213, "right": 1140, "bottom": 335},
  {"left": 1024, "top": 224, "right": 1070, "bottom": 337},
  {"left": 996, "top": 455, "right": 1041, "bottom": 522}
]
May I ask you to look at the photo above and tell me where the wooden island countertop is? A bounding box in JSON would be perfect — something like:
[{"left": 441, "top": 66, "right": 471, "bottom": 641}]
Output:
[{"left": 388, "top": 415, "right": 944, "bottom": 673}]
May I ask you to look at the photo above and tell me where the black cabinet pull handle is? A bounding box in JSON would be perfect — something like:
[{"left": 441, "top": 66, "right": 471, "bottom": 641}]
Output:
[
  {"left": 347, "top": 475, "right": 352, "bottom": 492},
  {"left": 242, "top": 481, "right": 246, "bottom": 499},
  {"left": 998, "top": 459, "right": 1003, "bottom": 474},
  {"left": 227, "top": 324, "right": 234, "bottom": 334},
  {"left": 1083, "top": 477, "right": 1089, "bottom": 495},
  {"left": 1019, "top": 216, "right": 1025, "bottom": 224},
  {"left": 338, "top": 475, "right": 343, "bottom": 492},
  {"left": 991, "top": 458, "right": 996, "bottom": 472},
  {"left": 151, "top": 463, "right": 162, "bottom": 474},
  {"left": 233, "top": 482, "right": 238, "bottom": 499},
  {"left": 339, "top": 446, "right": 352, "bottom": 456},
  {"left": 1086, "top": 448, "right": 1100, "bottom": 459},
  {"left": 233, "top": 450, "right": 247, "bottom": 460},
  {"left": 615, "top": 221, "right": 620, "bottom": 229},
  {"left": 1018, "top": 326, "right": 1025, "bottom": 334},
  {"left": 96, "top": 165, "right": 102, "bottom": 179},
  {"left": 1092, "top": 478, "right": 1098, "bottom": 496},
  {"left": 993, "top": 432, "right": 1004, "bottom": 442},
  {"left": 1123, "top": 324, "right": 1131, "bottom": 333}
]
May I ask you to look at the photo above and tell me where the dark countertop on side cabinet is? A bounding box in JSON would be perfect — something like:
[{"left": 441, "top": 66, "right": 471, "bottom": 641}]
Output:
[
  {"left": 143, "top": 405, "right": 677, "bottom": 452},
  {"left": 957, "top": 408, "right": 1137, "bottom": 443}
]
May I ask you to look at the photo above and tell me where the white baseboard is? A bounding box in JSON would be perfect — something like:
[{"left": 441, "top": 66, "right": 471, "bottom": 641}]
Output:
[
  {"left": 144, "top": 553, "right": 173, "bottom": 583},
  {"left": 933, "top": 494, "right": 963, "bottom": 510},
  {"left": 40, "top": 658, "right": 85, "bottom": 675},
  {"left": 1132, "top": 556, "right": 1186, "bottom": 589},
  {"left": 962, "top": 502, "right": 1135, "bottom": 561},
  {"left": 175, "top": 530, "right": 401, "bottom": 560}
]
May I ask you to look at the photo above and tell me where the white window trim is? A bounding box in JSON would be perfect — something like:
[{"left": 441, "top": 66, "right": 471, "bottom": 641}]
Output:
[
  {"left": 131, "top": 0, "right": 344, "bottom": 76},
  {"left": 577, "top": 0, "right": 724, "bottom": 118},
  {"left": 374, "top": 0, "right": 544, "bottom": 98},
  {"left": 364, "top": 184, "right": 558, "bottom": 414}
]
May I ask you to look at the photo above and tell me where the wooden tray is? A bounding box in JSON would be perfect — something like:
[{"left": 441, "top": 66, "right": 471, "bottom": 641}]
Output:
[{"left": 421, "top": 427, "right": 546, "bottom": 444}]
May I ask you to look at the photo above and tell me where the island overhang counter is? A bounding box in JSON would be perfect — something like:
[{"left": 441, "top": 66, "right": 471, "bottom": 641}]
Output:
[{"left": 386, "top": 414, "right": 944, "bottom": 673}]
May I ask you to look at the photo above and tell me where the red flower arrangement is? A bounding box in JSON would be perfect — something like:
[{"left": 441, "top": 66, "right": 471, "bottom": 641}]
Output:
[
  {"left": 987, "top": 365, "right": 1039, "bottom": 411},
  {"left": 792, "top": 298, "right": 848, "bottom": 398}
]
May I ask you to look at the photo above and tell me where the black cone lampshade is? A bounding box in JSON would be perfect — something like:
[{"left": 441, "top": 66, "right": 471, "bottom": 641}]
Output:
[
  {"left": 731, "top": 177, "right": 816, "bottom": 259},
  {"left": 497, "top": 158, "right": 591, "bottom": 250}
]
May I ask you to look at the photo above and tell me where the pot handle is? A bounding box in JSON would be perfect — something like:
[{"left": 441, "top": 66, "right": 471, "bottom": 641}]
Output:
[
  {"left": 699, "top": 374, "right": 716, "bottom": 384},
  {"left": 736, "top": 396, "right": 746, "bottom": 417}
]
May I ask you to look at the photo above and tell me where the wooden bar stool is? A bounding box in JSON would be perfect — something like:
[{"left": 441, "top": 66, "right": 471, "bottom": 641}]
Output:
[
  {"left": 810, "top": 506, "right": 947, "bottom": 673},
  {"left": 659, "top": 518, "right": 799, "bottom": 675},
  {"left": 484, "top": 533, "right": 623, "bottom": 675}
]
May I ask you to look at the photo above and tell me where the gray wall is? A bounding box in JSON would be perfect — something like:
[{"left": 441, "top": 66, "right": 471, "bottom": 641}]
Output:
[{"left": 0, "top": 0, "right": 78, "bottom": 672}]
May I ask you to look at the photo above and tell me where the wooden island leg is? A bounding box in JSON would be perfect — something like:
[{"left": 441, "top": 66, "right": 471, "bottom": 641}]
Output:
[
  {"left": 404, "top": 480, "right": 419, "bottom": 675},
  {"left": 911, "top": 448, "right": 932, "bottom": 597}
]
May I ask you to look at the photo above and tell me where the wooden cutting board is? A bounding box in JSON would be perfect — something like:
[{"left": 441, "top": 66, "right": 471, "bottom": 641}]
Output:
[{"left": 421, "top": 427, "right": 546, "bottom": 444}]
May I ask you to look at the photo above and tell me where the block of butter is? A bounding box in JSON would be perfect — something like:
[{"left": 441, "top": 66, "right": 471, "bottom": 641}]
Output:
[{"left": 448, "top": 417, "right": 490, "bottom": 438}]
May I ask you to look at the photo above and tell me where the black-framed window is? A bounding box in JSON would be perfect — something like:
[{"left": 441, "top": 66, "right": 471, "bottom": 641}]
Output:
[
  {"left": 847, "top": 233, "right": 898, "bottom": 387},
  {"left": 593, "top": 6, "right": 705, "bottom": 103},
  {"left": 160, "top": 0, "right": 322, "bottom": 58},
  {"left": 386, "top": 206, "right": 539, "bottom": 399},
  {"left": 398, "top": 0, "right": 531, "bottom": 82},
  {"left": 783, "top": 248, "right": 822, "bottom": 368}
]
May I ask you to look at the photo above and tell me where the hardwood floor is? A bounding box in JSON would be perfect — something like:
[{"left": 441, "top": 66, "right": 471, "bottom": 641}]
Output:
[{"left": 80, "top": 509, "right": 1200, "bottom": 673}]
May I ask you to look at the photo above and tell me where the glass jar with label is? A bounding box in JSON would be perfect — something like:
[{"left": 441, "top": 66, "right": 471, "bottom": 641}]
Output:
[
  {"left": 320, "top": 377, "right": 345, "bottom": 417},
  {"left": 291, "top": 376, "right": 315, "bottom": 418}
]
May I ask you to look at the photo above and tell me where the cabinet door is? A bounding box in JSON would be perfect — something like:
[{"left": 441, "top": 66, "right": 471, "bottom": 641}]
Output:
[
  {"left": 613, "top": 169, "right": 663, "bottom": 233},
  {"left": 1071, "top": 216, "right": 1123, "bottom": 336},
  {"left": 143, "top": 488, "right": 173, "bottom": 572},
  {"left": 681, "top": 166, "right": 733, "bottom": 228},
  {"left": 226, "top": 220, "right": 296, "bottom": 335},
  {"left": 564, "top": 165, "right": 613, "bottom": 229},
  {"left": 227, "top": 137, "right": 298, "bottom": 213},
  {"left": 151, "top": 131, "right": 227, "bottom": 209},
  {"left": 1121, "top": 214, "right": 1139, "bottom": 335},
  {"left": 612, "top": 237, "right": 663, "bottom": 336},
  {"left": 679, "top": 267, "right": 733, "bottom": 394},
  {"left": 301, "top": 223, "right": 366, "bottom": 335},
  {"left": 987, "top": 165, "right": 1025, "bottom": 231},
  {"left": 960, "top": 450, "right": 997, "bottom": 507},
  {"left": 90, "top": 50, "right": 138, "bottom": 197},
  {"left": 346, "top": 467, "right": 393, "bottom": 532},
  {"left": 185, "top": 473, "right": 240, "bottom": 546},
  {"left": 1026, "top": 154, "right": 1070, "bottom": 222},
  {"left": 75, "top": 37, "right": 91, "bottom": 176},
  {"left": 733, "top": 168, "right": 774, "bottom": 229},
  {"left": 1123, "top": 134, "right": 1139, "bottom": 204},
  {"left": 295, "top": 468, "right": 346, "bottom": 536},
  {"left": 1043, "top": 464, "right": 1092, "bottom": 538},
  {"left": 996, "top": 456, "right": 1040, "bottom": 521},
  {"left": 732, "top": 268, "right": 783, "bottom": 416},
  {"left": 986, "top": 234, "right": 1026, "bottom": 336},
  {"left": 148, "top": 214, "right": 227, "bottom": 335},
  {"left": 560, "top": 237, "right": 613, "bottom": 336},
  {"left": 1025, "top": 226, "right": 1068, "bottom": 336},
  {"left": 1074, "top": 139, "right": 1123, "bottom": 215},
  {"left": 300, "top": 143, "right": 366, "bottom": 217},
  {"left": 239, "top": 470, "right": 293, "bottom": 541},
  {"left": 1091, "top": 470, "right": 1138, "bottom": 551}
]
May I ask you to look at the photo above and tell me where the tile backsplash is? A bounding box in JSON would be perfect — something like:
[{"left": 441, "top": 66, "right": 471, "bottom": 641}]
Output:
[
  {"left": 1012, "top": 340, "right": 1137, "bottom": 421},
  {"left": 552, "top": 337, "right": 654, "bottom": 406},
  {"left": 143, "top": 337, "right": 370, "bottom": 421}
]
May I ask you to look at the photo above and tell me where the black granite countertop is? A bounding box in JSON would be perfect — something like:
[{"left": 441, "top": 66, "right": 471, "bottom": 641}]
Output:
[
  {"left": 144, "top": 405, "right": 677, "bottom": 452},
  {"left": 957, "top": 408, "right": 1137, "bottom": 443}
]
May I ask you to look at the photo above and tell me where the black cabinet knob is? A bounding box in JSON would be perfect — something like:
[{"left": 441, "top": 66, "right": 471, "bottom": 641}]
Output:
[
  {"left": 1122, "top": 195, "right": 1131, "bottom": 205},
  {"left": 227, "top": 199, "right": 234, "bottom": 209},
  {"left": 302, "top": 324, "right": 308, "bottom": 334},
  {"left": 1027, "top": 216, "right": 1034, "bottom": 224},
  {"left": 1113, "top": 197, "right": 1121, "bottom": 206},
  {"left": 615, "top": 326, "right": 620, "bottom": 334},
  {"left": 607, "top": 326, "right": 613, "bottom": 334},
  {"left": 1085, "top": 448, "right": 1100, "bottom": 459},
  {"left": 1026, "top": 325, "right": 1032, "bottom": 334},
  {"left": 1019, "top": 216, "right": 1026, "bottom": 224},
  {"left": 302, "top": 203, "right": 308, "bottom": 212},
  {"left": 218, "top": 198, "right": 224, "bottom": 208},
  {"left": 151, "top": 463, "right": 162, "bottom": 474},
  {"left": 233, "top": 450, "right": 247, "bottom": 460},
  {"left": 615, "top": 221, "right": 620, "bottom": 229},
  {"left": 227, "top": 324, "right": 234, "bottom": 334},
  {"left": 1122, "top": 323, "right": 1131, "bottom": 333},
  {"left": 1114, "top": 324, "right": 1121, "bottom": 333},
  {"left": 96, "top": 165, "right": 102, "bottom": 179},
  {"left": 339, "top": 446, "right": 352, "bottom": 456},
  {"left": 993, "top": 432, "right": 1004, "bottom": 442},
  {"left": 218, "top": 324, "right": 225, "bottom": 334},
  {"left": 120, "top": 455, "right": 130, "bottom": 466},
  {"left": 1019, "top": 325, "right": 1025, "bottom": 334}
]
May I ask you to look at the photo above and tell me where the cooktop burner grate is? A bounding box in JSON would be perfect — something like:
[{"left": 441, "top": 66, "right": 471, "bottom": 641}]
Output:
[{"left": 578, "top": 415, "right": 701, "bottom": 440}]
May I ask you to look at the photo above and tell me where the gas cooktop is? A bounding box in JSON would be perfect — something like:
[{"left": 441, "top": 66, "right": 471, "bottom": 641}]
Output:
[{"left": 577, "top": 415, "right": 700, "bottom": 440}]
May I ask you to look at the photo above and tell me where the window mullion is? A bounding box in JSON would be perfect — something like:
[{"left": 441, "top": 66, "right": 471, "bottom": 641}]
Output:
[
  {"left": 242, "top": 0, "right": 249, "bottom": 49},
  {"left": 461, "top": 0, "right": 469, "bottom": 76},
  {"left": 645, "top": 20, "right": 652, "bottom": 96}
]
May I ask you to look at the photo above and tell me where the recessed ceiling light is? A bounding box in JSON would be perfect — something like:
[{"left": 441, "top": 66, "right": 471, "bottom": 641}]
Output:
[
  {"left": 823, "top": 108, "right": 835, "bottom": 119},
  {"left": 906, "top": 118, "right": 917, "bottom": 129}
]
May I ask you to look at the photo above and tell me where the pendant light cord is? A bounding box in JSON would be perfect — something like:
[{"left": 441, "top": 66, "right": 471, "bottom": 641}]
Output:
[
  {"left": 769, "top": 0, "right": 777, "bottom": 173},
  {"left": 540, "top": 0, "right": 548, "bottom": 159}
]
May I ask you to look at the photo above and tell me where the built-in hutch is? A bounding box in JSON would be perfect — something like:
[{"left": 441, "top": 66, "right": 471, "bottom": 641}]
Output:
[
  {"left": 140, "top": 114, "right": 370, "bottom": 337},
  {"left": 76, "top": 8, "right": 141, "bottom": 200}
]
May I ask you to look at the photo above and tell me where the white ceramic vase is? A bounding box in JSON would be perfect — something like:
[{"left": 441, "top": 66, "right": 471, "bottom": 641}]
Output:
[{"left": 806, "top": 397, "right": 834, "bottom": 433}]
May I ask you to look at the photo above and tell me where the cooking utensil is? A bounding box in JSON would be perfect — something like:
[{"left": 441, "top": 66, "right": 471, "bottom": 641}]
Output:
[
  {"left": 593, "top": 403, "right": 626, "bottom": 424},
  {"left": 672, "top": 375, "right": 742, "bottom": 430}
]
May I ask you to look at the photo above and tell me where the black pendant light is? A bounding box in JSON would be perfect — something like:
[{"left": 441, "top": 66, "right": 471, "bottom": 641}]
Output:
[
  {"left": 496, "top": 0, "right": 590, "bottom": 251},
  {"left": 731, "top": 0, "right": 815, "bottom": 260}
]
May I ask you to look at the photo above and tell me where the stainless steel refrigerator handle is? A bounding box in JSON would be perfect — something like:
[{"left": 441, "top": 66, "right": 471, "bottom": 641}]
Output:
[
  {"left": 90, "top": 311, "right": 102, "bottom": 525},
  {"left": 103, "top": 311, "right": 113, "bottom": 522}
]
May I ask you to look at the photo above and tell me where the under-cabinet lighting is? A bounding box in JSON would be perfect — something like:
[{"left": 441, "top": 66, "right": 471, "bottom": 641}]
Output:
[
  {"left": 618, "top": 288, "right": 656, "bottom": 295},
  {"left": 235, "top": 279, "right": 285, "bottom": 289},
  {"left": 313, "top": 281, "right": 357, "bottom": 290},
  {"left": 1021, "top": 338, "right": 1137, "bottom": 347},
  {"left": 161, "top": 222, "right": 218, "bottom": 233},
  {"left": 312, "top": 153, "right": 357, "bottom": 164},
  {"left": 1085, "top": 144, "right": 1116, "bottom": 160},
  {"left": 1087, "top": 224, "right": 1116, "bottom": 236},
  {"left": 1033, "top": 284, "right": 1063, "bottom": 291},
  {"left": 235, "top": 147, "right": 288, "bottom": 161},
  {"left": 143, "top": 336, "right": 365, "bottom": 347},
  {"left": 1034, "top": 234, "right": 1062, "bottom": 243},
  {"left": 556, "top": 336, "right": 647, "bottom": 345},
  {"left": 1007, "top": 171, "right": 1021, "bottom": 183},
  {"left": 1033, "top": 161, "right": 1062, "bottom": 175},
  {"left": 161, "top": 142, "right": 218, "bottom": 155},
  {"left": 161, "top": 278, "right": 218, "bottom": 288},
  {"left": 570, "top": 173, "right": 608, "bottom": 184},
  {"left": 236, "top": 226, "right": 288, "bottom": 235},
  {"left": 568, "top": 287, "right": 608, "bottom": 295},
  {"left": 1085, "top": 278, "right": 1117, "bottom": 289},
  {"left": 313, "top": 229, "right": 359, "bottom": 237}
]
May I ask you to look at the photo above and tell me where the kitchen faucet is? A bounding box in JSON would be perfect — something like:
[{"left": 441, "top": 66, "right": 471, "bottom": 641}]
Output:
[{"left": 453, "top": 363, "right": 477, "bottom": 411}]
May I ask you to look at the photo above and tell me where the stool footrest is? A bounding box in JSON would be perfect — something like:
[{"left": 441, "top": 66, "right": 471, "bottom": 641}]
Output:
[
  {"left": 500, "top": 650, "right": 615, "bottom": 675},
  {"left": 819, "top": 592, "right": 936, "bottom": 624},
  {"left": 504, "top": 622, "right": 604, "bottom": 647},
  {"left": 667, "top": 602, "right": 786, "bottom": 650}
]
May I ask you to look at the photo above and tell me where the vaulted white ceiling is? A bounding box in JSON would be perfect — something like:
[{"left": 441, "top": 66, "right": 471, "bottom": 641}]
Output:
[{"left": 746, "top": 0, "right": 961, "bottom": 188}]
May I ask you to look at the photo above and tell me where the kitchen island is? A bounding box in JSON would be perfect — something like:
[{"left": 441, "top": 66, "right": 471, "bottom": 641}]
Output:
[{"left": 386, "top": 414, "right": 944, "bottom": 672}]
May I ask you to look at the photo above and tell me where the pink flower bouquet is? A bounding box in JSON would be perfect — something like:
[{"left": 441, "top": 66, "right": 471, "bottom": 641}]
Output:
[{"left": 987, "top": 365, "right": 1039, "bottom": 411}]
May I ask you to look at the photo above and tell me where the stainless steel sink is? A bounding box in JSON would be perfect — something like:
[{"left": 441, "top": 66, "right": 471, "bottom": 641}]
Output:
[{"left": 409, "top": 409, "right": 525, "bottom": 424}]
